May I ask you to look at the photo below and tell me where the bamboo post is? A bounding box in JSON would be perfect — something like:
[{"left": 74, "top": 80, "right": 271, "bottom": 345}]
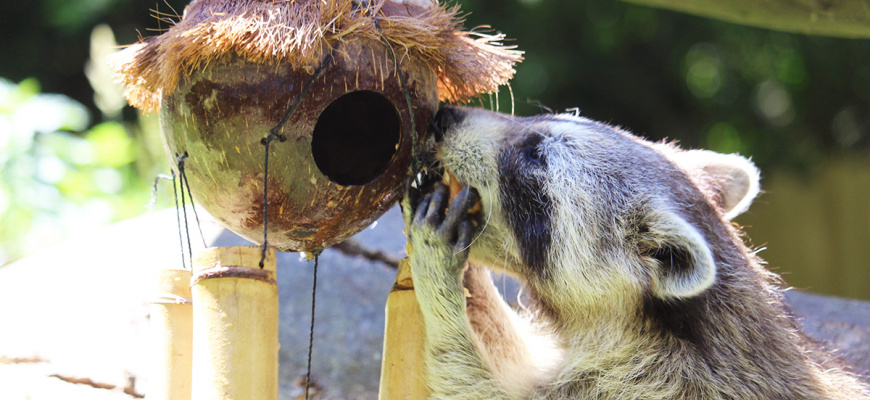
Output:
[
  {"left": 378, "top": 257, "right": 429, "bottom": 399},
  {"left": 190, "top": 246, "right": 278, "bottom": 400},
  {"left": 150, "top": 268, "right": 194, "bottom": 400}
]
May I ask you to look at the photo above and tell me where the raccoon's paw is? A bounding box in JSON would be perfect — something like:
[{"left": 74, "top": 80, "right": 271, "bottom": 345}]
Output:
[{"left": 407, "top": 182, "right": 480, "bottom": 276}]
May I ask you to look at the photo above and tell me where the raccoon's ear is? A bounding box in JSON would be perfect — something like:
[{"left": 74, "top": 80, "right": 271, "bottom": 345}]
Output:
[
  {"left": 641, "top": 210, "right": 716, "bottom": 300},
  {"left": 676, "top": 150, "right": 761, "bottom": 220}
]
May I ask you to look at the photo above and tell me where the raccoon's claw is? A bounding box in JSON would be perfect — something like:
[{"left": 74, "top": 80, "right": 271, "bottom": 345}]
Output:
[
  {"left": 415, "top": 183, "right": 450, "bottom": 228},
  {"left": 439, "top": 186, "right": 480, "bottom": 248},
  {"left": 454, "top": 220, "right": 474, "bottom": 252},
  {"left": 410, "top": 183, "right": 480, "bottom": 257}
]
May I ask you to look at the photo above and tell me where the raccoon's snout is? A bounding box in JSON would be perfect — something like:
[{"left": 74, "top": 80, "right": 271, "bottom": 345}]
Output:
[{"left": 432, "top": 106, "right": 465, "bottom": 142}]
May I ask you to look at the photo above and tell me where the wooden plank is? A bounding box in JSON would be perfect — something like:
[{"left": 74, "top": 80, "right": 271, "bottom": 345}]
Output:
[{"left": 378, "top": 258, "right": 429, "bottom": 400}]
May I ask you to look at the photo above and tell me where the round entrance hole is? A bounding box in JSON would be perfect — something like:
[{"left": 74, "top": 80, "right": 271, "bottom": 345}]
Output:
[{"left": 311, "top": 90, "right": 402, "bottom": 186}]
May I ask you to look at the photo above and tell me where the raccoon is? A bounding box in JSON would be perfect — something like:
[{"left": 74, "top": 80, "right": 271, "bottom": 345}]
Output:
[{"left": 403, "top": 106, "right": 870, "bottom": 399}]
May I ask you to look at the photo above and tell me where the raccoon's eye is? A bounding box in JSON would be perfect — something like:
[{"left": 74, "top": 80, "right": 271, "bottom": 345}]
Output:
[{"left": 521, "top": 144, "right": 545, "bottom": 165}]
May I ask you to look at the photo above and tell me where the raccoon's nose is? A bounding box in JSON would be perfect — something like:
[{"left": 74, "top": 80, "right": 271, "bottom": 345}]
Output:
[{"left": 431, "top": 106, "right": 464, "bottom": 142}]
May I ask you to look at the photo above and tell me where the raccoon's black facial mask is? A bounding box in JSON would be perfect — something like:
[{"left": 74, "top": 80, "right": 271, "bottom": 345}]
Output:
[{"left": 499, "top": 133, "right": 553, "bottom": 276}]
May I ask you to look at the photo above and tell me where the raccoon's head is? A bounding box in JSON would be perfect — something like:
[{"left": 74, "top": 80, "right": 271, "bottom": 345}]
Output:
[{"left": 433, "top": 106, "right": 760, "bottom": 311}]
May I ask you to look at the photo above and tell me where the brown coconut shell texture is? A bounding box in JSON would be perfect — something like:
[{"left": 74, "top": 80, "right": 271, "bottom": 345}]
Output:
[{"left": 111, "top": 0, "right": 523, "bottom": 112}]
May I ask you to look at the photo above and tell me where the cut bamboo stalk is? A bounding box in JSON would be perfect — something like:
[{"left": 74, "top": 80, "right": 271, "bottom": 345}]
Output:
[
  {"left": 191, "top": 246, "right": 278, "bottom": 400},
  {"left": 378, "top": 257, "right": 429, "bottom": 399},
  {"left": 149, "top": 268, "right": 193, "bottom": 400}
]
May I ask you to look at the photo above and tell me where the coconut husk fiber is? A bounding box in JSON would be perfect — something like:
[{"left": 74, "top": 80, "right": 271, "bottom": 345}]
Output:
[{"left": 111, "top": 0, "right": 523, "bottom": 112}]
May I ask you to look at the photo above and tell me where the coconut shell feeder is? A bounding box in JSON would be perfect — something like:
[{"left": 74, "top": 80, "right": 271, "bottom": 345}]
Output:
[{"left": 112, "top": 0, "right": 522, "bottom": 253}]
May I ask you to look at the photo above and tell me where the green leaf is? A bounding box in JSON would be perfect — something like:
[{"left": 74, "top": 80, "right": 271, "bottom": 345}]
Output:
[{"left": 85, "top": 121, "right": 134, "bottom": 167}]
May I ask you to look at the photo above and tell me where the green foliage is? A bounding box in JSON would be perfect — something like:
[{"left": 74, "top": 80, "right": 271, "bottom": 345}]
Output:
[
  {"left": 0, "top": 78, "right": 158, "bottom": 265},
  {"left": 459, "top": 0, "right": 870, "bottom": 170}
]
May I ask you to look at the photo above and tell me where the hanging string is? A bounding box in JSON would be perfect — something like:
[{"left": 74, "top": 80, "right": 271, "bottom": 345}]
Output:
[
  {"left": 148, "top": 173, "right": 173, "bottom": 210},
  {"left": 304, "top": 254, "right": 320, "bottom": 400},
  {"left": 171, "top": 171, "right": 188, "bottom": 270},
  {"left": 176, "top": 153, "right": 195, "bottom": 268},
  {"left": 149, "top": 172, "right": 188, "bottom": 269},
  {"left": 258, "top": 132, "right": 285, "bottom": 268},
  {"left": 258, "top": 50, "right": 336, "bottom": 268},
  {"left": 271, "top": 51, "right": 334, "bottom": 138},
  {"left": 179, "top": 159, "right": 208, "bottom": 248},
  {"left": 150, "top": 163, "right": 199, "bottom": 270}
]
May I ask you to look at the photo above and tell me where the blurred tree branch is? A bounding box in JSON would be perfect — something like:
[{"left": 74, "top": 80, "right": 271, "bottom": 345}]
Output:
[{"left": 622, "top": 0, "right": 870, "bottom": 38}]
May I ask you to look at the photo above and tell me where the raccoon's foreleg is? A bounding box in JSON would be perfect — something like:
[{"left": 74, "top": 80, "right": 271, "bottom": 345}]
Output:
[
  {"left": 405, "top": 183, "right": 513, "bottom": 400},
  {"left": 463, "top": 264, "right": 550, "bottom": 397}
]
